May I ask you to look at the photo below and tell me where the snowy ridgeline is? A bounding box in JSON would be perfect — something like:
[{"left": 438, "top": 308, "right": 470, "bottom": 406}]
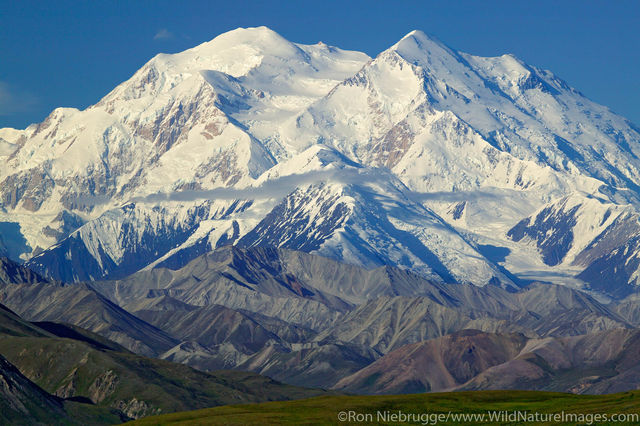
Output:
[{"left": 2, "top": 26, "right": 640, "bottom": 299}]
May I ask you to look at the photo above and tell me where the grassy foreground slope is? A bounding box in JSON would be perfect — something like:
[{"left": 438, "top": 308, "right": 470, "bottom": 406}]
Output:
[
  {"left": 130, "top": 390, "right": 640, "bottom": 425},
  {"left": 0, "top": 335, "right": 328, "bottom": 421},
  {"left": 0, "top": 303, "right": 329, "bottom": 423}
]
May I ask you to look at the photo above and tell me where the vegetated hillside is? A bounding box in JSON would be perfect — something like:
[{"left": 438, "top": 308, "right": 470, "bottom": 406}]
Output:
[
  {"left": 129, "top": 390, "right": 640, "bottom": 425},
  {"left": 0, "top": 354, "right": 70, "bottom": 425},
  {"left": 0, "top": 302, "right": 328, "bottom": 422}
]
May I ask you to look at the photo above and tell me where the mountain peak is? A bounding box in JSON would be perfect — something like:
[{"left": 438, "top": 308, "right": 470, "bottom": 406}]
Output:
[
  {"left": 400, "top": 29, "right": 431, "bottom": 41},
  {"left": 386, "top": 29, "right": 454, "bottom": 66},
  {"left": 146, "top": 26, "right": 304, "bottom": 79},
  {"left": 209, "top": 26, "right": 290, "bottom": 46},
  {"left": 394, "top": 29, "right": 445, "bottom": 49}
]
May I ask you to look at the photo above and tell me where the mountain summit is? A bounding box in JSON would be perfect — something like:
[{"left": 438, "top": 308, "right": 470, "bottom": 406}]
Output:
[{"left": 2, "top": 27, "right": 640, "bottom": 298}]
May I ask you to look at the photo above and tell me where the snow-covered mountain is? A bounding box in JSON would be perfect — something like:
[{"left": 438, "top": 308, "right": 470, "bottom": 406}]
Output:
[{"left": 2, "top": 26, "right": 640, "bottom": 298}]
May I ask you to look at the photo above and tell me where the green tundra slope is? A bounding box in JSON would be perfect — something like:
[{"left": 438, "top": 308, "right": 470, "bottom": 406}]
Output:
[
  {"left": 129, "top": 390, "right": 640, "bottom": 425},
  {"left": 0, "top": 303, "right": 328, "bottom": 423}
]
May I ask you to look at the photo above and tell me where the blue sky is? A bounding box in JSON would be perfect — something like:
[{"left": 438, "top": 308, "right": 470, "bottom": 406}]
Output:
[{"left": 1, "top": 0, "right": 638, "bottom": 129}]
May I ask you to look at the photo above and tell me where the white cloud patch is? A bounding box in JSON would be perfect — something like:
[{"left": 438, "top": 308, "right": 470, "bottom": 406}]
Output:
[
  {"left": 73, "top": 167, "right": 512, "bottom": 209},
  {"left": 153, "top": 28, "right": 174, "bottom": 40},
  {"left": 0, "top": 81, "right": 39, "bottom": 116},
  {"left": 130, "top": 169, "right": 364, "bottom": 204},
  {"left": 75, "top": 169, "right": 370, "bottom": 207}
]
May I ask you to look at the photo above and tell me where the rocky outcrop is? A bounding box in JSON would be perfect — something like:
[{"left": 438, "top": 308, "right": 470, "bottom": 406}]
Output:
[
  {"left": 113, "top": 398, "right": 160, "bottom": 420},
  {"left": 88, "top": 370, "right": 119, "bottom": 404}
]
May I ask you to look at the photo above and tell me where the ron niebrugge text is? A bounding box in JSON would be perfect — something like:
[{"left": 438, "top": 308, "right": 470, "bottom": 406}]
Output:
[{"left": 337, "top": 410, "right": 639, "bottom": 425}]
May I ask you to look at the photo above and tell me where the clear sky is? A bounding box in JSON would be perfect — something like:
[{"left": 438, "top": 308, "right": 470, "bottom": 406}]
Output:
[{"left": 1, "top": 0, "right": 638, "bottom": 129}]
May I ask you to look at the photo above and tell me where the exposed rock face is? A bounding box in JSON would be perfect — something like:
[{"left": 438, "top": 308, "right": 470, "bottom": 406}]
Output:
[
  {"left": 0, "top": 256, "right": 49, "bottom": 285},
  {"left": 54, "top": 368, "right": 78, "bottom": 398},
  {"left": 508, "top": 201, "right": 582, "bottom": 266},
  {"left": 333, "top": 330, "right": 527, "bottom": 394},
  {"left": 88, "top": 370, "right": 119, "bottom": 404},
  {"left": 460, "top": 328, "right": 640, "bottom": 394},
  {"left": 0, "top": 280, "right": 178, "bottom": 356},
  {"left": 113, "top": 398, "right": 160, "bottom": 420},
  {"left": 237, "top": 342, "right": 379, "bottom": 388},
  {"left": 334, "top": 328, "right": 640, "bottom": 395}
]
